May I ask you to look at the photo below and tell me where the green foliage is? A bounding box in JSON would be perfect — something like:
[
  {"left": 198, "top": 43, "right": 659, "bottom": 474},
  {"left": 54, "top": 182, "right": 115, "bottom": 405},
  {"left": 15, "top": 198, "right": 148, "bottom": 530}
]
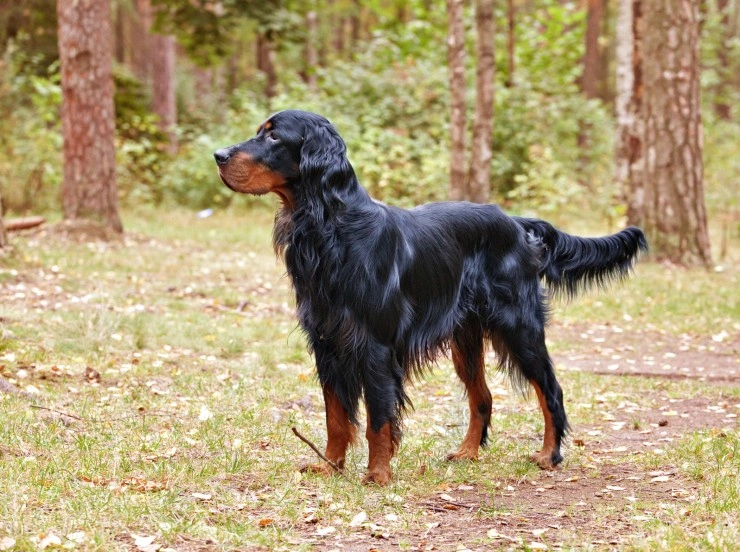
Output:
[
  {"left": 114, "top": 69, "right": 171, "bottom": 205},
  {"left": 151, "top": 0, "right": 302, "bottom": 67},
  {"left": 492, "top": 2, "right": 614, "bottom": 217},
  {"left": 158, "top": 99, "right": 268, "bottom": 209},
  {"left": 0, "top": 44, "right": 62, "bottom": 214}
]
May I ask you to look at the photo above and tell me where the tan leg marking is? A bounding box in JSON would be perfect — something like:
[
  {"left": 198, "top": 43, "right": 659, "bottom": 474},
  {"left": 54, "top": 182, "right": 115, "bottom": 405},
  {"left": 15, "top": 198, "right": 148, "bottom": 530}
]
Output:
[
  {"left": 362, "top": 422, "right": 394, "bottom": 486},
  {"left": 302, "top": 386, "right": 356, "bottom": 476},
  {"left": 530, "top": 381, "right": 558, "bottom": 470},
  {"left": 447, "top": 340, "right": 490, "bottom": 461}
]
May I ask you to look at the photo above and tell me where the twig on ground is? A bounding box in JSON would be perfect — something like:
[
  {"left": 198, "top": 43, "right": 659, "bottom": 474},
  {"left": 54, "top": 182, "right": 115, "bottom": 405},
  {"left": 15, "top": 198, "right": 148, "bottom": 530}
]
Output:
[
  {"left": 30, "top": 405, "right": 180, "bottom": 423},
  {"left": 291, "top": 426, "right": 342, "bottom": 473}
]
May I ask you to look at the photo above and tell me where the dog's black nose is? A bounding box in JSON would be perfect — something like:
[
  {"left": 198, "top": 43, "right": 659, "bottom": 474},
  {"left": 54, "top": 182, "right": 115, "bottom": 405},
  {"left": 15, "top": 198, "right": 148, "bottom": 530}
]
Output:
[{"left": 213, "top": 149, "right": 231, "bottom": 165}]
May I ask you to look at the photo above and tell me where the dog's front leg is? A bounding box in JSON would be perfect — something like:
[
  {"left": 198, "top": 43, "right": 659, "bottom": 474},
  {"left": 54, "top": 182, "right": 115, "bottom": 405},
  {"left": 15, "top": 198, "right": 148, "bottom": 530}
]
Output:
[
  {"left": 363, "top": 414, "right": 395, "bottom": 486},
  {"left": 303, "top": 385, "right": 356, "bottom": 476}
]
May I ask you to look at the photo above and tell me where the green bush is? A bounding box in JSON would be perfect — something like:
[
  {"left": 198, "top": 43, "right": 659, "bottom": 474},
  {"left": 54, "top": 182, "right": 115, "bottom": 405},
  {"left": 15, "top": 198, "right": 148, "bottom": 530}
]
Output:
[{"left": 0, "top": 44, "right": 62, "bottom": 214}]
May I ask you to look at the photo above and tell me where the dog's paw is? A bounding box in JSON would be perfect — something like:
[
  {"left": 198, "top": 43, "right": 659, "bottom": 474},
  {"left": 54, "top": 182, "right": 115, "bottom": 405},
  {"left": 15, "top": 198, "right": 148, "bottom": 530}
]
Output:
[
  {"left": 446, "top": 448, "right": 479, "bottom": 462},
  {"left": 361, "top": 468, "right": 392, "bottom": 486},
  {"left": 529, "top": 450, "right": 563, "bottom": 470}
]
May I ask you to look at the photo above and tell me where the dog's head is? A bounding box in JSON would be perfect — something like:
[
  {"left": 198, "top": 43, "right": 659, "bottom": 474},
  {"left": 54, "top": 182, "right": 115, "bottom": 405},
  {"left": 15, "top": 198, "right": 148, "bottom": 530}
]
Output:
[{"left": 214, "top": 110, "right": 354, "bottom": 209}]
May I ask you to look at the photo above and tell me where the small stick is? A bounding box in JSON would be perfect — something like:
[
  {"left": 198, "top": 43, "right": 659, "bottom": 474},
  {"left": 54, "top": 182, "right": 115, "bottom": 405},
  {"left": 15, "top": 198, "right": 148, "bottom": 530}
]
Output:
[
  {"left": 291, "top": 426, "right": 342, "bottom": 473},
  {"left": 30, "top": 405, "right": 179, "bottom": 423}
]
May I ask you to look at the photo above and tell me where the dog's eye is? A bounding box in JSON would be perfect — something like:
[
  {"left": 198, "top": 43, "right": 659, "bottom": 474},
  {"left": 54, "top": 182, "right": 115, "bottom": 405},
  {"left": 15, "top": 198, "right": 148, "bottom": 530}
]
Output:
[{"left": 267, "top": 131, "right": 279, "bottom": 142}]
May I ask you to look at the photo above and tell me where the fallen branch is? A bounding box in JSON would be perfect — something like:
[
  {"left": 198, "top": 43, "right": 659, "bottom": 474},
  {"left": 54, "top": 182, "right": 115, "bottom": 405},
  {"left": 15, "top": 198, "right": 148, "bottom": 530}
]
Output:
[
  {"left": 6, "top": 216, "right": 46, "bottom": 232},
  {"left": 291, "top": 426, "right": 342, "bottom": 473}
]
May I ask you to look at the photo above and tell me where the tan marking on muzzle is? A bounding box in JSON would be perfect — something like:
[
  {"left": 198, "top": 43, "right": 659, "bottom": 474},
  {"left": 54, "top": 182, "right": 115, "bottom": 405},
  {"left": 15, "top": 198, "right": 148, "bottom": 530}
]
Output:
[{"left": 218, "top": 151, "right": 286, "bottom": 195}]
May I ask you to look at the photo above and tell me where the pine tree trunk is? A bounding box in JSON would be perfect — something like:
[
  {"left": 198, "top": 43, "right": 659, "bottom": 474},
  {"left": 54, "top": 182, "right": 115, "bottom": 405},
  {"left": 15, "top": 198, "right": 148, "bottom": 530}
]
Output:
[
  {"left": 582, "top": 0, "right": 603, "bottom": 99},
  {"left": 615, "top": 0, "right": 636, "bottom": 213},
  {"left": 468, "top": 0, "right": 494, "bottom": 204},
  {"left": 506, "top": 0, "right": 515, "bottom": 87},
  {"left": 446, "top": 0, "right": 467, "bottom": 201},
  {"left": 150, "top": 33, "right": 177, "bottom": 153},
  {"left": 624, "top": 0, "right": 645, "bottom": 227},
  {"left": 306, "top": 11, "right": 318, "bottom": 91},
  {"left": 256, "top": 33, "right": 277, "bottom": 99},
  {"left": 132, "top": 0, "right": 152, "bottom": 84},
  {"left": 642, "top": 0, "right": 711, "bottom": 266},
  {"left": 57, "top": 0, "right": 123, "bottom": 234},
  {"left": 714, "top": 0, "right": 731, "bottom": 120}
]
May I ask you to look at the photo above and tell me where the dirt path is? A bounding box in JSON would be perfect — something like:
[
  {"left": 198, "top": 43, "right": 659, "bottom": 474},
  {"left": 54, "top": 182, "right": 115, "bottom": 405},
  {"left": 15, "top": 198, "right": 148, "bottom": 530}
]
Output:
[{"left": 550, "top": 321, "right": 739, "bottom": 382}]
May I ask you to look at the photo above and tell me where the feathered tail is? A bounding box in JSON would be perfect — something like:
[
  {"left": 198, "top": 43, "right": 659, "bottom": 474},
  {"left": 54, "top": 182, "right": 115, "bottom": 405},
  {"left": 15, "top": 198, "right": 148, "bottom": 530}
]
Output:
[{"left": 514, "top": 217, "right": 648, "bottom": 297}]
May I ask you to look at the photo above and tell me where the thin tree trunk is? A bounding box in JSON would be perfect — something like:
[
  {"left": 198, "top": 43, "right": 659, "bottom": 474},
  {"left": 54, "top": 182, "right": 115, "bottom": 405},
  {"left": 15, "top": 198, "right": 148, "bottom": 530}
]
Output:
[
  {"left": 714, "top": 0, "right": 731, "bottom": 120},
  {"left": 642, "top": 0, "right": 711, "bottom": 266},
  {"left": 150, "top": 33, "right": 177, "bottom": 153},
  {"left": 625, "top": 0, "right": 645, "bottom": 227},
  {"left": 615, "top": 0, "right": 634, "bottom": 209},
  {"left": 446, "top": 0, "right": 467, "bottom": 201},
  {"left": 582, "top": 0, "right": 603, "bottom": 98},
  {"left": 468, "top": 0, "right": 494, "bottom": 204},
  {"left": 132, "top": 0, "right": 152, "bottom": 84},
  {"left": 256, "top": 33, "right": 277, "bottom": 98},
  {"left": 57, "top": 0, "right": 122, "bottom": 234},
  {"left": 506, "top": 0, "right": 515, "bottom": 87},
  {"left": 306, "top": 11, "right": 318, "bottom": 91}
]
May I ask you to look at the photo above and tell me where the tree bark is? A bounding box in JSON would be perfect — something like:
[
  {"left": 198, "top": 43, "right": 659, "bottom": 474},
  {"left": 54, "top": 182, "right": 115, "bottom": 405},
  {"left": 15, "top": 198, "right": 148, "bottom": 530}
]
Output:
[
  {"left": 256, "top": 33, "right": 277, "bottom": 99},
  {"left": 132, "top": 0, "right": 152, "bottom": 84},
  {"left": 446, "top": 0, "right": 467, "bottom": 201},
  {"left": 150, "top": 33, "right": 177, "bottom": 153},
  {"left": 468, "top": 0, "right": 494, "bottom": 204},
  {"left": 57, "top": 0, "right": 123, "bottom": 234},
  {"left": 642, "top": 0, "right": 711, "bottom": 266},
  {"left": 582, "top": 0, "right": 604, "bottom": 99},
  {"left": 506, "top": 0, "right": 515, "bottom": 87},
  {"left": 615, "top": 0, "right": 636, "bottom": 216},
  {"left": 714, "top": 0, "right": 732, "bottom": 120},
  {"left": 306, "top": 11, "right": 318, "bottom": 91},
  {"left": 624, "top": 0, "right": 645, "bottom": 227}
]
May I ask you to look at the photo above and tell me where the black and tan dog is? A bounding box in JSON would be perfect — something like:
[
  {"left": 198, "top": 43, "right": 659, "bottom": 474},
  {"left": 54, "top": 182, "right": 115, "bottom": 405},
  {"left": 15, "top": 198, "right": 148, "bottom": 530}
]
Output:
[{"left": 214, "top": 110, "right": 647, "bottom": 485}]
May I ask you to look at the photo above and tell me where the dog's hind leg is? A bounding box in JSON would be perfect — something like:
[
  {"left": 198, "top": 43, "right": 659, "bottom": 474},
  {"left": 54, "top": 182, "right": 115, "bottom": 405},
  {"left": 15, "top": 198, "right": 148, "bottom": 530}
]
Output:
[
  {"left": 502, "top": 328, "right": 568, "bottom": 470},
  {"left": 447, "top": 323, "right": 492, "bottom": 461}
]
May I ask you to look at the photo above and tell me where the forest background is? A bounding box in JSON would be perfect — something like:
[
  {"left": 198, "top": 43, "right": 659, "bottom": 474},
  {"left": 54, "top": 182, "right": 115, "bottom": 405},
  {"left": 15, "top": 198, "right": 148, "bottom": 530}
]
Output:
[{"left": 0, "top": 0, "right": 737, "bottom": 254}]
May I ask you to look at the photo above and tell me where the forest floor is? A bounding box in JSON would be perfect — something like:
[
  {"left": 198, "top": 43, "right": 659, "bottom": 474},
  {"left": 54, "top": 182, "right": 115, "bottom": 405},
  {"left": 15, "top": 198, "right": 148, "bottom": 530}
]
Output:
[{"left": 0, "top": 208, "right": 738, "bottom": 551}]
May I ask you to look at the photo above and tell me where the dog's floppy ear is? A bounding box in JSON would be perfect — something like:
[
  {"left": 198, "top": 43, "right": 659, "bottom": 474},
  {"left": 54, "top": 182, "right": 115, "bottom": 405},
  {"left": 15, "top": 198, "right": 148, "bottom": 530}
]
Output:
[{"left": 299, "top": 118, "right": 355, "bottom": 198}]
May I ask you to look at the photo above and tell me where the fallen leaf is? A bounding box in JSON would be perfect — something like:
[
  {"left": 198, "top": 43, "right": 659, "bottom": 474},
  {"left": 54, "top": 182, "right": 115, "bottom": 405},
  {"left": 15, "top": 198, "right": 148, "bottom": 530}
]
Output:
[
  {"left": 258, "top": 518, "right": 274, "bottom": 528},
  {"left": 651, "top": 475, "right": 670, "bottom": 483},
  {"left": 198, "top": 405, "right": 213, "bottom": 422},
  {"left": 38, "top": 534, "right": 62, "bottom": 549},
  {"left": 133, "top": 534, "right": 160, "bottom": 552},
  {"left": 316, "top": 526, "right": 336, "bottom": 536},
  {"left": 191, "top": 492, "right": 212, "bottom": 501},
  {"left": 349, "top": 511, "right": 367, "bottom": 527},
  {"left": 0, "top": 537, "right": 15, "bottom": 551},
  {"left": 66, "top": 531, "right": 87, "bottom": 543}
]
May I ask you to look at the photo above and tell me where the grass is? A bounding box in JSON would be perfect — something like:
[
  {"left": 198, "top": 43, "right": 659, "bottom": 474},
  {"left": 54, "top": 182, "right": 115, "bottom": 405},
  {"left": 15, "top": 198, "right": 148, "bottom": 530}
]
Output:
[{"left": 0, "top": 206, "right": 738, "bottom": 551}]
